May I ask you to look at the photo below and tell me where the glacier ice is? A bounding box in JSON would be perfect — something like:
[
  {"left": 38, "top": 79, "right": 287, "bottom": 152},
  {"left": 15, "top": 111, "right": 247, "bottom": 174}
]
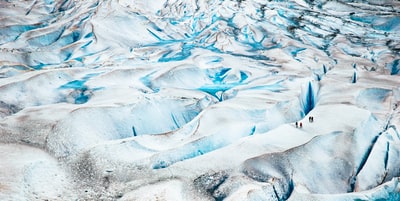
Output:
[{"left": 1, "top": 0, "right": 400, "bottom": 200}]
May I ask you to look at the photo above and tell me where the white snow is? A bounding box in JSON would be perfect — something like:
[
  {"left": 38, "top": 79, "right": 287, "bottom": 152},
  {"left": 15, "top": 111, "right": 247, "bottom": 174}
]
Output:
[{"left": 1, "top": 0, "right": 400, "bottom": 200}]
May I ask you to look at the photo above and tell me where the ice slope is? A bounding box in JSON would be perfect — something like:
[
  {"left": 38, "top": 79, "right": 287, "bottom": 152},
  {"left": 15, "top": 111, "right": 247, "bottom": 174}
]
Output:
[{"left": 1, "top": 0, "right": 400, "bottom": 200}]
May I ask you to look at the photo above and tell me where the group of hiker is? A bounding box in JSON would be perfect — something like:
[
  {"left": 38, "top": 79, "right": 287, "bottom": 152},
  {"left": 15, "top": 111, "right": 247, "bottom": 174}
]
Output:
[{"left": 295, "top": 116, "right": 314, "bottom": 128}]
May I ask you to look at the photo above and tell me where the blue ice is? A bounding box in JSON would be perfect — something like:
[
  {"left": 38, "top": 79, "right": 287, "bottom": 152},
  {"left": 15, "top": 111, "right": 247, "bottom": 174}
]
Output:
[
  {"left": 198, "top": 84, "right": 236, "bottom": 100},
  {"left": 152, "top": 136, "right": 224, "bottom": 169},
  {"left": 285, "top": 46, "right": 306, "bottom": 58},
  {"left": 158, "top": 43, "right": 195, "bottom": 62},
  {"left": 387, "top": 59, "right": 399, "bottom": 75},
  {"left": 59, "top": 80, "right": 87, "bottom": 90},
  {"left": 54, "top": 31, "right": 81, "bottom": 47},
  {"left": 373, "top": 17, "right": 400, "bottom": 32},
  {"left": 27, "top": 27, "right": 66, "bottom": 47},
  {"left": 128, "top": 99, "right": 203, "bottom": 136},
  {"left": 0, "top": 24, "right": 43, "bottom": 44},
  {"left": 207, "top": 68, "right": 231, "bottom": 84},
  {"left": 248, "top": 79, "right": 285, "bottom": 92},
  {"left": 152, "top": 125, "right": 256, "bottom": 169},
  {"left": 357, "top": 88, "right": 391, "bottom": 111},
  {"left": 300, "top": 81, "right": 318, "bottom": 116},
  {"left": 350, "top": 14, "right": 375, "bottom": 24}
]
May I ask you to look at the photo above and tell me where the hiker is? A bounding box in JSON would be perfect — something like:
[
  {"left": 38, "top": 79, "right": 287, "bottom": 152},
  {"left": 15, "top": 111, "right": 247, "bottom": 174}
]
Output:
[
  {"left": 295, "top": 121, "right": 298, "bottom": 128},
  {"left": 299, "top": 122, "right": 303, "bottom": 128}
]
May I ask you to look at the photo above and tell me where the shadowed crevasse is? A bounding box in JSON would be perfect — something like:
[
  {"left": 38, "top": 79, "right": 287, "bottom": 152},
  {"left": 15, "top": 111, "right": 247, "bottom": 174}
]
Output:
[{"left": 301, "top": 81, "right": 318, "bottom": 117}]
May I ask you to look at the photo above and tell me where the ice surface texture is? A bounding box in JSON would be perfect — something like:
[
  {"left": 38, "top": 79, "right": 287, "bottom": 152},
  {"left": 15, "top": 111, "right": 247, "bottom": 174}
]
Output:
[{"left": 1, "top": 0, "right": 400, "bottom": 200}]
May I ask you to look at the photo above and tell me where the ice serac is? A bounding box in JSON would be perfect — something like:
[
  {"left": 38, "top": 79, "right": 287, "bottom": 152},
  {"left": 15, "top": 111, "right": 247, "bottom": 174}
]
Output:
[{"left": 1, "top": 0, "right": 400, "bottom": 200}]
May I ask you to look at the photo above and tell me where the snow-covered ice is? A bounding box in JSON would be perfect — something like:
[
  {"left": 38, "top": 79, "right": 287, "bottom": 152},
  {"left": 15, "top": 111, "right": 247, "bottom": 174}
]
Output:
[{"left": 1, "top": 0, "right": 400, "bottom": 200}]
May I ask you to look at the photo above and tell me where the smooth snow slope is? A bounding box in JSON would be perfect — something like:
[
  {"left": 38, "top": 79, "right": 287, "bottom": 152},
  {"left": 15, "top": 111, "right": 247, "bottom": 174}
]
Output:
[{"left": 1, "top": 0, "right": 400, "bottom": 200}]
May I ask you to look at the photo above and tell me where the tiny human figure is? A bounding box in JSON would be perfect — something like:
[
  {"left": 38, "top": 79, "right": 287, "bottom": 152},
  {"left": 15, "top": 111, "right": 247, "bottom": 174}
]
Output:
[
  {"left": 295, "top": 121, "right": 298, "bottom": 128},
  {"left": 299, "top": 122, "right": 303, "bottom": 128},
  {"left": 311, "top": 116, "right": 314, "bottom": 122},
  {"left": 308, "top": 116, "right": 312, "bottom": 122}
]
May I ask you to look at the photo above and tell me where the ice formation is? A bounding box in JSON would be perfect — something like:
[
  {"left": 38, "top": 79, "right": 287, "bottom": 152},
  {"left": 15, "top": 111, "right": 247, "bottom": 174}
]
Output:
[{"left": 0, "top": 0, "right": 400, "bottom": 200}]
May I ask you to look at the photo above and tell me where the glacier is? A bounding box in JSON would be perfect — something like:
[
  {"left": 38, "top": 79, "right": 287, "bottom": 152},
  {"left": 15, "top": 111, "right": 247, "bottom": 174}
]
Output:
[{"left": 0, "top": 0, "right": 400, "bottom": 200}]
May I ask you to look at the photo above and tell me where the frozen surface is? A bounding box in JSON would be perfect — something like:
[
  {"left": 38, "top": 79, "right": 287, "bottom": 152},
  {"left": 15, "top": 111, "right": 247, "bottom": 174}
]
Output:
[{"left": 1, "top": 0, "right": 400, "bottom": 200}]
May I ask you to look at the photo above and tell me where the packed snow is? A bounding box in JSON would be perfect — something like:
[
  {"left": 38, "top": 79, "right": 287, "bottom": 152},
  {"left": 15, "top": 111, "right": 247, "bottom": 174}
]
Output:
[{"left": 1, "top": 0, "right": 400, "bottom": 200}]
